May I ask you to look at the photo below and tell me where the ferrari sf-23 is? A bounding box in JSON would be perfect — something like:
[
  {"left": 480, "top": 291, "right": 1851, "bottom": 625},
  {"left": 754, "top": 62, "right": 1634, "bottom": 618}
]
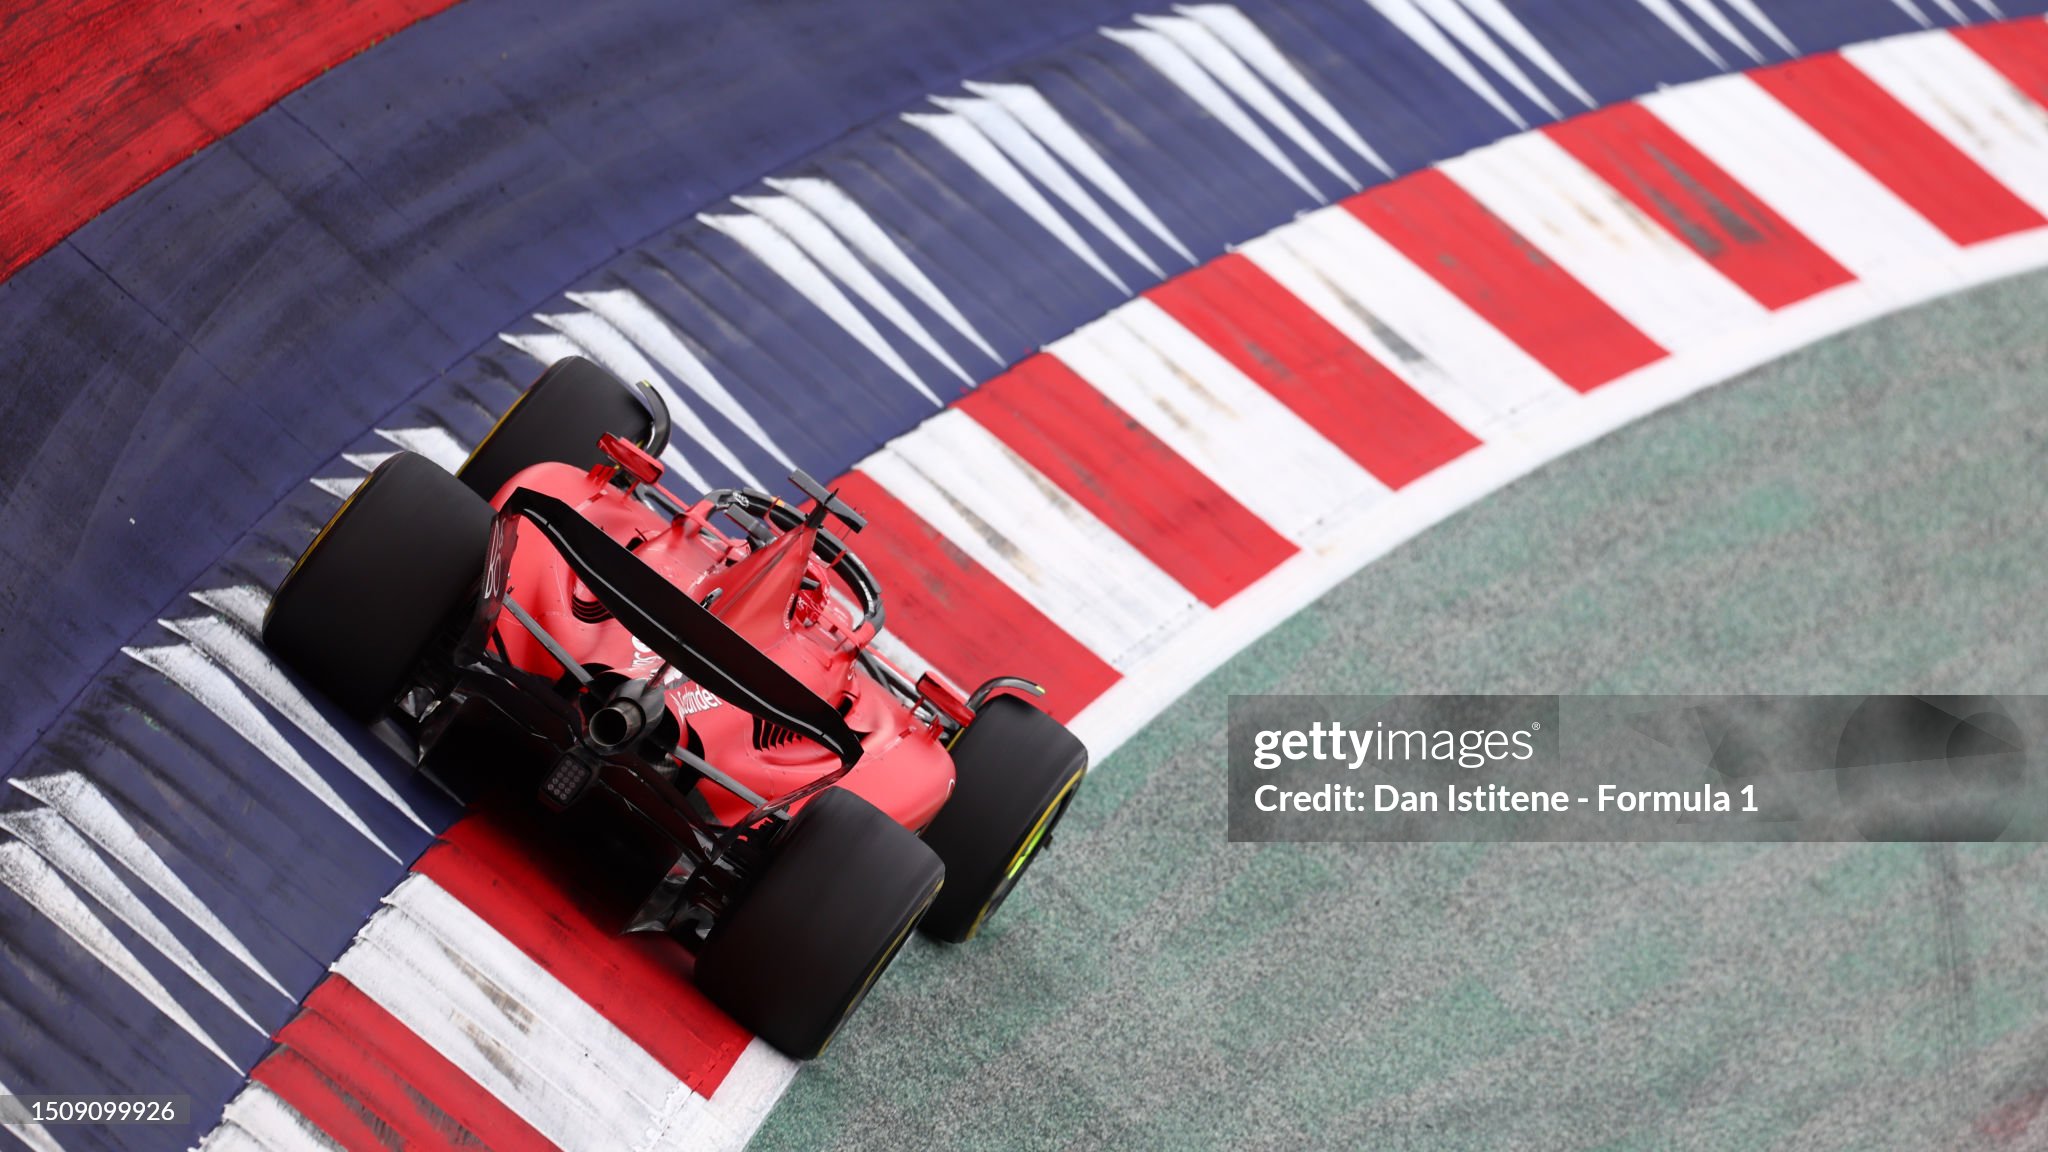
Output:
[{"left": 263, "top": 357, "right": 1088, "bottom": 1057}]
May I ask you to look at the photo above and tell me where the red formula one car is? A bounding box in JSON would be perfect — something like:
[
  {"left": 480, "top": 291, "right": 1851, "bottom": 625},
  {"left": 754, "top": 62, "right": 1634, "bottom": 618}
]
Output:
[{"left": 263, "top": 357, "right": 1088, "bottom": 1057}]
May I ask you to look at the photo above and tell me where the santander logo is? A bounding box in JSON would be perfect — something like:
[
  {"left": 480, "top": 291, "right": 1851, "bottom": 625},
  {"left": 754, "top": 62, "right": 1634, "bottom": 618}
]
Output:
[
  {"left": 629, "top": 637, "right": 722, "bottom": 716},
  {"left": 669, "top": 681, "right": 722, "bottom": 716}
]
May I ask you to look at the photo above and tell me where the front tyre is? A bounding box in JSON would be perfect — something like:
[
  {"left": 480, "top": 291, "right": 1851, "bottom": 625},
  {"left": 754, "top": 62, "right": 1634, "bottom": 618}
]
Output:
[
  {"left": 457, "top": 356, "right": 662, "bottom": 502},
  {"left": 918, "top": 695, "right": 1088, "bottom": 943},
  {"left": 693, "top": 789, "right": 944, "bottom": 1059},
  {"left": 262, "top": 452, "right": 492, "bottom": 721}
]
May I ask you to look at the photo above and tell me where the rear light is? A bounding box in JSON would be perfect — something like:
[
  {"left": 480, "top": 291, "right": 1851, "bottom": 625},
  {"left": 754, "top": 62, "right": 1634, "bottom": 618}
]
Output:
[{"left": 540, "top": 755, "right": 593, "bottom": 808}]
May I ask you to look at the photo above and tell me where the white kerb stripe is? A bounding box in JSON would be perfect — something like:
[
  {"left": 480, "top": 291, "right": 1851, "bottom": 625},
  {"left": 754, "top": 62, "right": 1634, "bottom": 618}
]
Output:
[
  {"left": 1176, "top": 4, "right": 1393, "bottom": 177},
  {"left": 930, "top": 94, "right": 1167, "bottom": 280},
  {"left": 727, "top": 195, "right": 980, "bottom": 387},
  {"left": 701, "top": 211, "right": 946, "bottom": 407},
  {"left": 535, "top": 308, "right": 741, "bottom": 490},
  {"left": 1455, "top": 0, "right": 1600, "bottom": 107},
  {"left": 1101, "top": 25, "right": 1325, "bottom": 203},
  {"left": 1641, "top": 74, "right": 1966, "bottom": 294},
  {"left": 958, "top": 82, "right": 1198, "bottom": 264},
  {"left": 501, "top": 330, "right": 586, "bottom": 379},
  {"left": 0, "top": 1076, "right": 64, "bottom": 1152},
  {"left": 0, "top": 843, "right": 238, "bottom": 1071},
  {"left": 1047, "top": 300, "right": 1384, "bottom": 542},
  {"left": 688, "top": 1038, "right": 802, "bottom": 1152},
  {"left": 160, "top": 613, "right": 432, "bottom": 835},
  {"left": 121, "top": 645, "right": 400, "bottom": 862},
  {"left": 333, "top": 873, "right": 706, "bottom": 1152},
  {"left": 860, "top": 409, "right": 1200, "bottom": 668},
  {"left": 309, "top": 477, "right": 360, "bottom": 500},
  {"left": 371, "top": 427, "right": 471, "bottom": 473},
  {"left": 1408, "top": 0, "right": 1565, "bottom": 118},
  {"left": 766, "top": 176, "right": 1005, "bottom": 364},
  {"left": 1689, "top": 0, "right": 1782, "bottom": 59},
  {"left": 10, "top": 770, "right": 291, "bottom": 998},
  {"left": 0, "top": 809, "right": 268, "bottom": 1032},
  {"left": 1240, "top": 208, "right": 1579, "bottom": 438},
  {"left": 1360, "top": 0, "right": 1527, "bottom": 127},
  {"left": 191, "top": 585, "right": 268, "bottom": 634},
  {"left": 1441, "top": 132, "right": 1767, "bottom": 353},
  {"left": 1844, "top": 32, "right": 2048, "bottom": 219},
  {"left": 1635, "top": 0, "right": 1739, "bottom": 67},
  {"left": 902, "top": 111, "right": 1131, "bottom": 294},
  {"left": 1133, "top": 13, "right": 1362, "bottom": 191},
  {"left": 342, "top": 450, "right": 398, "bottom": 474},
  {"left": 200, "top": 1084, "right": 345, "bottom": 1152},
  {"left": 569, "top": 287, "right": 800, "bottom": 470}
]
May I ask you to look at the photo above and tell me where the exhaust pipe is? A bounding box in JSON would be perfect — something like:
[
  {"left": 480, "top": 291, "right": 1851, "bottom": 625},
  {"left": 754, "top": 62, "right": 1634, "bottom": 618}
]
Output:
[{"left": 588, "top": 700, "right": 645, "bottom": 751}]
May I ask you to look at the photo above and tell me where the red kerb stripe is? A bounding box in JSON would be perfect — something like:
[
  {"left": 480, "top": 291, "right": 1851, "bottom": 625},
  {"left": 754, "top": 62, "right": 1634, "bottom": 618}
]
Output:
[
  {"left": 1545, "top": 102, "right": 1855, "bottom": 310},
  {"left": 1749, "top": 52, "right": 2046, "bottom": 246},
  {"left": 256, "top": 976, "right": 558, "bottom": 1152},
  {"left": 411, "top": 815, "right": 755, "bottom": 1098},
  {"left": 1145, "top": 254, "right": 1480, "bottom": 487},
  {"left": 958, "top": 355, "right": 1297, "bottom": 607},
  {"left": 1955, "top": 21, "right": 2048, "bottom": 115},
  {"left": 0, "top": 0, "right": 458, "bottom": 282},
  {"left": 833, "top": 470, "right": 1120, "bottom": 721},
  {"left": 1343, "top": 170, "right": 1668, "bottom": 392}
]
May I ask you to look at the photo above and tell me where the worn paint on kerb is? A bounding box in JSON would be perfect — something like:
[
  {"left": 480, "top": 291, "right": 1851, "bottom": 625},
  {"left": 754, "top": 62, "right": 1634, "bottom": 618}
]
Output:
[
  {"left": 862, "top": 410, "right": 1201, "bottom": 667},
  {"left": 1845, "top": 32, "right": 2048, "bottom": 218},
  {"left": 1643, "top": 74, "right": 1969, "bottom": 287},
  {"left": 956, "top": 353, "right": 1298, "bottom": 606},
  {"left": 1239, "top": 214, "right": 1579, "bottom": 436},
  {"left": 416, "top": 817, "right": 753, "bottom": 1090},
  {"left": 1751, "top": 52, "right": 2048, "bottom": 245},
  {"left": 1345, "top": 170, "right": 1673, "bottom": 392},
  {"left": 1441, "top": 132, "right": 1772, "bottom": 353},
  {"left": 255, "top": 978, "right": 558, "bottom": 1152},
  {"left": 1141, "top": 252, "right": 1481, "bottom": 489},
  {"left": 1049, "top": 301, "right": 1386, "bottom": 540},
  {"left": 332, "top": 875, "right": 706, "bottom": 1151},
  {"left": 204, "top": 1083, "right": 346, "bottom": 1152}
]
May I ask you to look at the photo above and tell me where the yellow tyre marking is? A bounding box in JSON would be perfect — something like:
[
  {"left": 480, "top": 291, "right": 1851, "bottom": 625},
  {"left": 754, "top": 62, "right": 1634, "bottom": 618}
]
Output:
[{"left": 962, "top": 769, "right": 1083, "bottom": 942}]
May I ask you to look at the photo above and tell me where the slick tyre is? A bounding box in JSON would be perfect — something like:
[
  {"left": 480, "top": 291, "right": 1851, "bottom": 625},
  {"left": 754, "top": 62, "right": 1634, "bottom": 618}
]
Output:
[
  {"left": 262, "top": 452, "right": 492, "bottom": 721},
  {"left": 919, "top": 694, "right": 1088, "bottom": 943},
  {"left": 457, "top": 356, "right": 664, "bottom": 502},
  {"left": 694, "top": 788, "right": 944, "bottom": 1059}
]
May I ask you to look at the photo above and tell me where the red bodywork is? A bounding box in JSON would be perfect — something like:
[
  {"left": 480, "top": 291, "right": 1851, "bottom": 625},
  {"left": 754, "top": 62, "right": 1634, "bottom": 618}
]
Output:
[{"left": 485, "top": 458, "right": 957, "bottom": 832}]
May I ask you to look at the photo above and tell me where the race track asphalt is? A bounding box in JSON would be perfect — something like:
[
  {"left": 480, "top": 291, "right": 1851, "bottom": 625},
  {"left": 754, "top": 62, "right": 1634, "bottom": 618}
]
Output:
[{"left": 755, "top": 267, "right": 2048, "bottom": 1152}]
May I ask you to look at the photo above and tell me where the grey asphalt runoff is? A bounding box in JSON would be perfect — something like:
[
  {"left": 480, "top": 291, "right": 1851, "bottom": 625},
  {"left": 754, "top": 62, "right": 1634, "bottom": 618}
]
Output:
[{"left": 753, "top": 268, "right": 2048, "bottom": 1152}]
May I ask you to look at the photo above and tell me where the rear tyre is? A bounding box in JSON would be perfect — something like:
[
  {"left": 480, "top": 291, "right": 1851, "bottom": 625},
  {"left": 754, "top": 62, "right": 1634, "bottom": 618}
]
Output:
[
  {"left": 918, "top": 695, "right": 1088, "bottom": 943},
  {"left": 457, "top": 356, "right": 662, "bottom": 502},
  {"left": 694, "top": 788, "right": 944, "bottom": 1060},
  {"left": 262, "top": 452, "right": 492, "bottom": 721}
]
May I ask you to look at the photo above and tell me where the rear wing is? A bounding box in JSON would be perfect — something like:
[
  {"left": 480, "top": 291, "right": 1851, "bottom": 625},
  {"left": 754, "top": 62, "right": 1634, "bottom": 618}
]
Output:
[{"left": 484, "top": 487, "right": 865, "bottom": 768}]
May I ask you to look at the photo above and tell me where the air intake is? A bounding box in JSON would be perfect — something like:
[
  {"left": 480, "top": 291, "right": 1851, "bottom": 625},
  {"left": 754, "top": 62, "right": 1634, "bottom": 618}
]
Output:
[{"left": 751, "top": 716, "right": 801, "bottom": 749}]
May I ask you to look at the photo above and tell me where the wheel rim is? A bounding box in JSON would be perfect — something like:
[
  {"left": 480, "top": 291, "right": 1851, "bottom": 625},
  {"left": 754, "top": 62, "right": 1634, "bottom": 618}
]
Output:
[{"left": 962, "top": 770, "right": 1083, "bottom": 941}]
